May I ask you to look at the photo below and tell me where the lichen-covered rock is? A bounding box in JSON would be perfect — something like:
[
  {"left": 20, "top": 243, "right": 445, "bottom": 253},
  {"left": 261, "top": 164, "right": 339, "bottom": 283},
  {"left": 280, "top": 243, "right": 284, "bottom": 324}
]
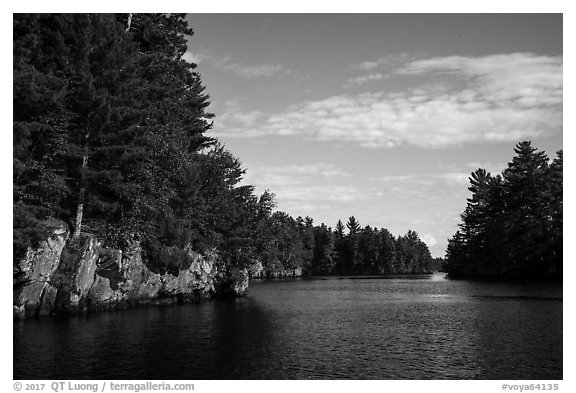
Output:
[
  {"left": 117, "top": 243, "right": 162, "bottom": 301},
  {"left": 87, "top": 243, "right": 221, "bottom": 309},
  {"left": 13, "top": 305, "right": 25, "bottom": 319},
  {"left": 88, "top": 275, "right": 120, "bottom": 308},
  {"left": 14, "top": 226, "right": 248, "bottom": 319},
  {"left": 14, "top": 281, "right": 48, "bottom": 317},
  {"left": 225, "top": 268, "right": 250, "bottom": 296},
  {"left": 134, "top": 273, "right": 163, "bottom": 301},
  {"left": 265, "top": 266, "right": 303, "bottom": 278},
  {"left": 13, "top": 222, "right": 69, "bottom": 317},
  {"left": 159, "top": 251, "right": 219, "bottom": 298},
  {"left": 248, "top": 260, "right": 264, "bottom": 279},
  {"left": 95, "top": 248, "right": 123, "bottom": 289},
  {"left": 181, "top": 253, "right": 218, "bottom": 293},
  {"left": 38, "top": 285, "right": 58, "bottom": 316},
  {"left": 87, "top": 243, "right": 162, "bottom": 310},
  {"left": 14, "top": 224, "right": 69, "bottom": 284},
  {"left": 51, "top": 235, "right": 99, "bottom": 313}
]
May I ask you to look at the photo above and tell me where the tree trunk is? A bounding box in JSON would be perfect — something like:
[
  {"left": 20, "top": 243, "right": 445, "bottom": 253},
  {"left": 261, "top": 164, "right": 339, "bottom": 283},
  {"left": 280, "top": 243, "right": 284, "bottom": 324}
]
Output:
[
  {"left": 126, "top": 13, "right": 133, "bottom": 32},
  {"left": 72, "top": 133, "right": 89, "bottom": 240}
]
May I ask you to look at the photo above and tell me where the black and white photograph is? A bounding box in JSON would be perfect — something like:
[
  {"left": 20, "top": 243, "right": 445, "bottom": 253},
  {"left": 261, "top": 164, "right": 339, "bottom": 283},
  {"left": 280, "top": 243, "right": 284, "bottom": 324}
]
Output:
[{"left": 10, "top": 4, "right": 566, "bottom": 387}]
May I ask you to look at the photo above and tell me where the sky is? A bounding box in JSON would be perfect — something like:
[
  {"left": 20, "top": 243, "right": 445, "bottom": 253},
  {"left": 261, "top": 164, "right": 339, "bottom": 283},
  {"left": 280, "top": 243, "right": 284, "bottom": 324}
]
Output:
[{"left": 182, "top": 14, "right": 563, "bottom": 258}]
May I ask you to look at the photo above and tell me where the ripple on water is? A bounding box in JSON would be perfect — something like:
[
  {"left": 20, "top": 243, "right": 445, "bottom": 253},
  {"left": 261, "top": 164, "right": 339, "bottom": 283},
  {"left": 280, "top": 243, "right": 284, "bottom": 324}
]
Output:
[{"left": 14, "top": 275, "right": 562, "bottom": 379}]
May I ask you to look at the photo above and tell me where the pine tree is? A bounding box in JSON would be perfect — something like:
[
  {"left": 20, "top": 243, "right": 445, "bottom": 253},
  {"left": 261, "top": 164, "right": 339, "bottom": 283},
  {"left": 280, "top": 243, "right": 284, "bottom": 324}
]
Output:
[
  {"left": 312, "top": 224, "right": 335, "bottom": 274},
  {"left": 546, "top": 151, "right": 563, "bottom": 274},
  {"left": 14, "top": 14, "right": 217, "bottom": 273},
  {"left": 502, "top": 141, "right": 550, "bottom": 275},
  {"left": 357, "top": 225, "right": 378, "bottom": 274},
  {"left": 333, "top": 219, "right": 346, "bottom": 274},
  {"left": 446, "top": 141, "right": 562, "bottom": 279},
  {"left": 345, "top": 216, "right": 361, "bottom": 273},
  {"left": 376, "top": 228, "right": 396, "bottom": 274},
  {"left": 13, "top": 14, "right": 74, "bottom": 260},
  {"left": 300, "top": 216, "right": 315, "bottom": 273}
]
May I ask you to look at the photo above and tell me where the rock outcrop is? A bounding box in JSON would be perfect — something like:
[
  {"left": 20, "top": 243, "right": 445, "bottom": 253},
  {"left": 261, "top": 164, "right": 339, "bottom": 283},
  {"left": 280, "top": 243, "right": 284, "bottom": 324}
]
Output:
[
  {"left": 13, "top": 224, "right": 69, "bottom": 318},
  {"left": 249, "top": 263, "right": 303, "bottom": 279},
  {"left": 13, "top": 223, "right": 252, "bottom": 319},
  {"left": 267, "top": 267, "right": 303, "bottom": 278},
  {"left": 222, "top": 268, "right": 250, "bottom": 296}
]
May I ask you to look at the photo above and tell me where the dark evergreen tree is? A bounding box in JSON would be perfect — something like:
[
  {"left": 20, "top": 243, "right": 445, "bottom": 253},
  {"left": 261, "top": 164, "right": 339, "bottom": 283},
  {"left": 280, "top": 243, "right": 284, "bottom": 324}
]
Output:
[
  {"left": 357, "top": 225, "right": 379, "bottom": 274},
  {"left": 259, "top": 212, "right": 306, "bottom": 275},
  {"left": 376, "top": 228, "right": 396, "bottom": 274},
  {"left": 333, "top": 219, "right": 347, "bottom": 274},
  {"left": 345, "top": 216, "right": 361, "bottom": 273},
  {"left": 311, "top": 224, "right": 335, "bottom": 275},
  {"left": 446, "top": 141, "right": 562, "bottom": 279},
  {"left": 300, "top": 216, "right": 316, "bottom": 273},
  {"left": 501, "top": 141, "right": 550, "bottom": 275},
  {"left": 546, "top": 151, "right": 563, "bottom": 275},
  {"left": 14, "top": 14, "right": 74, "bottom": 259}
]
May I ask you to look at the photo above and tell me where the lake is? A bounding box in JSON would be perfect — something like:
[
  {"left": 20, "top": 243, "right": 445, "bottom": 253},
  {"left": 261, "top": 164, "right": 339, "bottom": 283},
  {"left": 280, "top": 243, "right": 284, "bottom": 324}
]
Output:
[{"left": 13, "top": 273, "right": 562, "bottom": 379}]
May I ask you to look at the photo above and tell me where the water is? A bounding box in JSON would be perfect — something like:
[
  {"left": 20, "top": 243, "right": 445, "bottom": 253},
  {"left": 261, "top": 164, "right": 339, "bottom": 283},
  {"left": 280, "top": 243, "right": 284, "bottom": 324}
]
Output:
[{"left": 13, "top": 273, "right": 562, "bottom": 379}]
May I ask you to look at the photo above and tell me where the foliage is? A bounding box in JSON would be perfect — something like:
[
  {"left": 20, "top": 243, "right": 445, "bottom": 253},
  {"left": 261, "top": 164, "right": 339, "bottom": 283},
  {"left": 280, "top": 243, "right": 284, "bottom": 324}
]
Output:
[
  {"left": 445, "top": 141, "right": 562, "bottom": 279},
  {"left": 253, "top": 214, "right": 435, "bottom": 276},
  {"left": 13, "top": 13, "right": 437, "bottom": 278},
  {"left": 14, "top": 14, "right": 229, "bottom": 273}
]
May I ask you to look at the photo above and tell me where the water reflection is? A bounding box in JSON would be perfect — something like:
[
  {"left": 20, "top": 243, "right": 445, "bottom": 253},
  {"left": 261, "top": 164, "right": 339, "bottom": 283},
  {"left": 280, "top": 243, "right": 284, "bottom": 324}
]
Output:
[{"left": 14, "top": 274, "right": 562, "bottom": 379}]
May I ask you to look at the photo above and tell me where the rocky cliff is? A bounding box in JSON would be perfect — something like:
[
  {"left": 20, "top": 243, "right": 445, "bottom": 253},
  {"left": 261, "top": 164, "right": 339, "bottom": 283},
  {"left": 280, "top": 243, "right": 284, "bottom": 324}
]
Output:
[{"left": 13, "top": 223, "right": 250, "bottom": 319}]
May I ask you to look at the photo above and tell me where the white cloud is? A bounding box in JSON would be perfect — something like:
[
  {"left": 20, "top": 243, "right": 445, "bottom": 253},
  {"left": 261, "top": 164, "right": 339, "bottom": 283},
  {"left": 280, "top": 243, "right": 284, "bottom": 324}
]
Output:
[
  {"left": 235, "top": 64, "right": 288, "bottom": 78},
  {"left": 240, "top": 163, "right": 361, "bottom": 218},
  {"left": 243, "top": 163, "right": 351, "bottom": 188},
  {"left": 345, "top": 73, "right": 387, "bottom": 87},
  {"left": 277, "top": 185, "right": 367, "bottom": 203},
  {"left": 214, "top": 53, "right": 562, "bottom": 148},
  {"left": 436, "top": 161, "right": 506, "bottom": 179},
  {"left": 436, "top": 172, "right": 471, "bottom": 186},
  {"left": 351, "top": 53, "right": 416, "bottom": 71},
  {"left": 376, "top": 174, "right": 418, "bottom": 183},
  {"left": 465, "top": 161, "right": 506, "bottom": 175},
  {"left": 216, "top": 99, "right": 265, "bottom": 129},
  {"left": 188, "top": 50, "right": 290, "bottom": 78},
  {"left": 372, "top": 170, "right": 491, "bottom": 189},
  {"left": 355, "top": 61, "right": 380, "bottom": 71},
  {"left": 420, "top": 233, "right": 438, "bottom": 247},
  {"left": 398, "top": 53, "right": 563, "bottom": 107},
  {"left": 183, "top": 50, "right": 210, "bottom": 65}
]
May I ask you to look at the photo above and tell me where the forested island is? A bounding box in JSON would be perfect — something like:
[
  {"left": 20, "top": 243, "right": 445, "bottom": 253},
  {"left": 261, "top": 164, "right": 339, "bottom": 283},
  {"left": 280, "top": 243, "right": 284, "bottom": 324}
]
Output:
[{"left": 445, "top": 141, "right": 563, "bottom": 279}]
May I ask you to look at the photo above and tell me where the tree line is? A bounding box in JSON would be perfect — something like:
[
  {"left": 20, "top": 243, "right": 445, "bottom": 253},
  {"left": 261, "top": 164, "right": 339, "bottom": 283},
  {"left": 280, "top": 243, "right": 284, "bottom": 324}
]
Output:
[
  {"left": 445, "top": 141, "right": 562, "bottom": 279},
  {"left": 13, "top": 13, "right": 436, "bottom": 277},
  {"left": 252, "top": 211, "right": 440, "bottom": 276}
]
